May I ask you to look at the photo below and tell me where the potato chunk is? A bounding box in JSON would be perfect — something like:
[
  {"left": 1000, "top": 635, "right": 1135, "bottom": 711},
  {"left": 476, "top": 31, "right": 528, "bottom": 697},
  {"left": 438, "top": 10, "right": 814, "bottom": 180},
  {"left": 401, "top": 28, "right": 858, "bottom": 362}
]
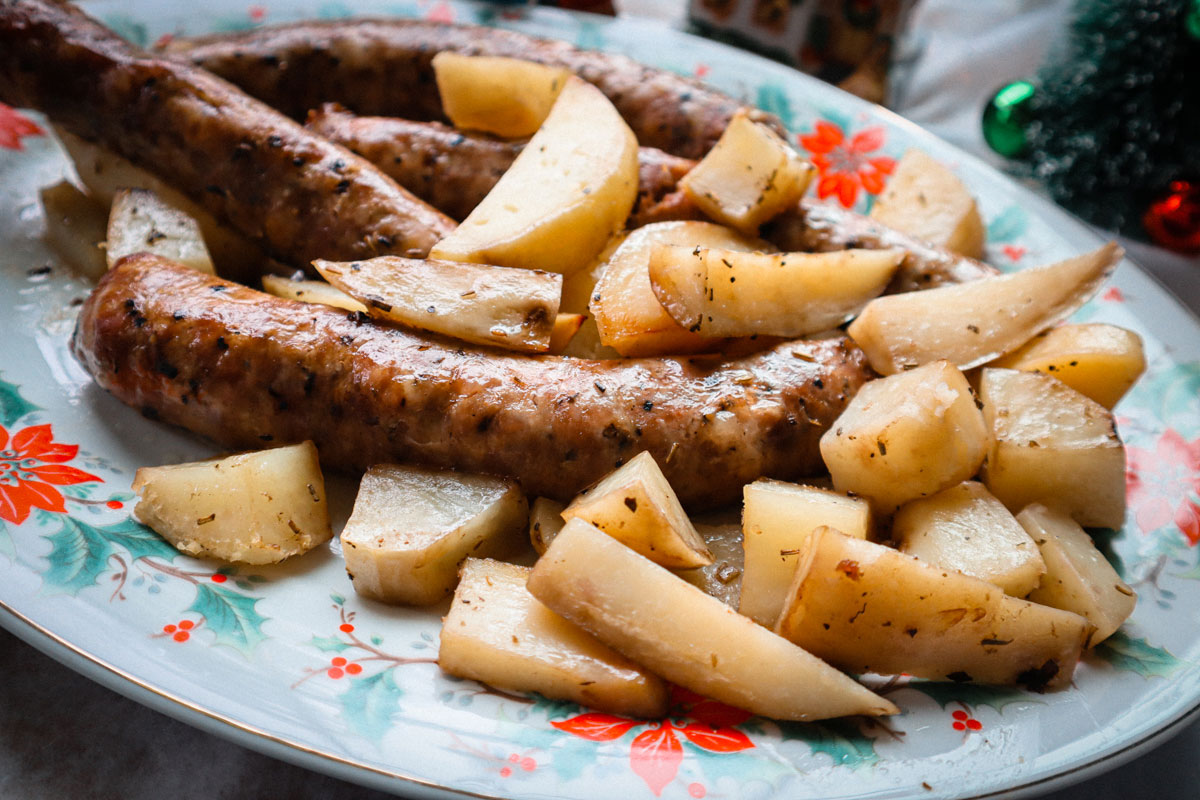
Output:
[
  {"left": 869, "top": 149, "right": 986, "bottom": 259},
  {"left": 107, "top": 188, "right": 215, "bottom": 274},
  {"left": 340, "top": 464, "right": 527, "bottom": 605},
  {"left": 680, "top": 110, "right": 815, "bottom": 234},
  {"left": 548, "top": 314, "right": 585, "bottom": 354},
  {"left": 561, "top": 451, "right": 712, "bottom": 568},
  {"left": 776, "top": 528, "right": 1094, "bottom": 689},
  {"left": 1018, "top": 504, "right": 1136, "bottom": 644},
  {"left": 739, "top": 480, "right": 871, "bottom": 627},
  {"left": 978, "top": 368, "right": 1126, "bottom": 528},
  {"left": 819, "top": 361, "right": 989, "bottom": 514},
  {"left": 676, "top": 514, "right": 744, "bottom": 608},
  {"left": 591, "top": 221, "right": 766, "bottom": 356},
  {"left": 430, "top": 76, "right": 638, "bottom": 276},
  {"left": 260, "top": 274, "right": 368, "bottom": 313},
  {"left": 847, "top": 242, "right": 1122, "bottom": 374},
  {"left": 989, "top": 323, "right": 1146, "bottom": 409},
  {"left": 529, "top": 496, "right": 567, "bottom": 555},
  {"left": 528, "top": 519, "right": 899, "bottom": 720},
  {"left": 40, "top": 180, "right": 108, "bottom": 281},
  {"left": 894, "top": 481, "right": 1045, "bottom": 597},
  {"left": 432, "top": 53, "right": 570, "bottom": 139},
  {"left": 132, "top": 442, "right": 331, "bottom": 565},
  {"left": 649, "top": 245, "right": 902, "bottom": 338},
  {"left": 440, "top": 558, "right": 669, "bottom": 717},
  {"left": 314, "top": 256, "right": 560, "bottom": 352}
]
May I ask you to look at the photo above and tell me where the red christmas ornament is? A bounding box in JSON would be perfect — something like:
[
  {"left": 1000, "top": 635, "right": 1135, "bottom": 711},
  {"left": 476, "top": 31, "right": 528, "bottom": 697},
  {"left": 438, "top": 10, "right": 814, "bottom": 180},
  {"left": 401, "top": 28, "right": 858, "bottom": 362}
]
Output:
[{"left": 1143, "top": 181, "right": 1200, "bottom": 254}]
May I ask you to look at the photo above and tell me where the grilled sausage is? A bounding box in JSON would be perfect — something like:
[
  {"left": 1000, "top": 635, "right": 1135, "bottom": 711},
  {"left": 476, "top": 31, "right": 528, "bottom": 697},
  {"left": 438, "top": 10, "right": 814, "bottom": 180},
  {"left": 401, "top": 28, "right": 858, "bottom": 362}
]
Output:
[
  {"left": 0, "top": 0, "right": 455, "bottom": 270},
  {"left": 304, "top": 104, "right": 699, "bottom": 226},
  {"left": 164, "top": 18, "right": 780, "bottom": 159},
  {"left": 73, "top": 255, "right": 874, "bottom": 509}
]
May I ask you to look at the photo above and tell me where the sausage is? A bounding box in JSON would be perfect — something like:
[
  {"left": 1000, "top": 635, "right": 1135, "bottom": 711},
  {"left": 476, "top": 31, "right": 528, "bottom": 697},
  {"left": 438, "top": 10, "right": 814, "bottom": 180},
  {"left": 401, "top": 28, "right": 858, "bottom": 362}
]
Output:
[
  {"left": 303, "top": 107, "right": 995, "bottom": 289},
  {"left": 73, "top": 255, "right": 874, "bottom": 509},
  {"left": 0, "top": 0, "right": 455, "bottom": 270},
  {"left": 304, "top": 104, "right": 700, "bottom": 226},
  {"left": 163, "top": 18, "right": 780, "bottom": 159}
]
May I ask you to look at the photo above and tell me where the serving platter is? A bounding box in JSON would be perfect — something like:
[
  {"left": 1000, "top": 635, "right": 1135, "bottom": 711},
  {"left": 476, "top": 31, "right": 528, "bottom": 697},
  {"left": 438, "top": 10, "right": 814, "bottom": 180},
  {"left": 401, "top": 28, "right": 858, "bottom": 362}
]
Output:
[{"left": 2, "top": 1, "right": 1200, "bottom": 798}]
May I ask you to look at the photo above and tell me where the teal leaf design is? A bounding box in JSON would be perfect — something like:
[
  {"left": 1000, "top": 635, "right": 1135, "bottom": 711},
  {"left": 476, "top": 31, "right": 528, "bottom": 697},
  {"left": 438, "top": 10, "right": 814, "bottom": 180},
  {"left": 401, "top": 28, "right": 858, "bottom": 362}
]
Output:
[
  {"left": 0, "top": 520, "right": 13, "bottom": 561},
  {"left": 1094, "top": 631, "right": 1182, "bottom": 679},
  {"left": 904, "top": 681, "right": 1031, "bottom": 713},
  {"left": 100, "top": 519, "right": 180, "bottom": 563},
  {"left": 187, "top": 583, "right": 268, "bottom": 654},
  {"left": 42, "top": 518, "right": 116, "bottom": 595},
  {"left": 311, "top": 635, "right": 352, "bottom": 653},
  {"left": 316, "top": 1, "right": 353, "bottom": 18},
  {"left": 574, "top": 21, "right": 605, "bottom": 51},
  {"left": 0, "top": 376, "right": 38, "bottom": 428},
  {"left": 755, "top": 84, "right": 794, "bottom": 131},
  {"left": 99, "top": 15, "right": 148, "bottom": 47},
  {"left": 341, "top": 670, "right": 403, "bottom": 741},
  {"left": 331, "top": 593, "right": 346, "bottom": 606},
  {"left": 985, "top": 205, "right": 1028, "bottom": 243},
  {"left": 778, "top": 718, "right": 877, "bottom": 768}
]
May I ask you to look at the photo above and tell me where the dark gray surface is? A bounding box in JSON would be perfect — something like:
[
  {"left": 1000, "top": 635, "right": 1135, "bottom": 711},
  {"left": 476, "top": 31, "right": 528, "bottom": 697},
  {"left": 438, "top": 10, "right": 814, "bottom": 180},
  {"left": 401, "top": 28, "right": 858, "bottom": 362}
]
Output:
[{"left": 3, "top": 625, "right": 1199, "bottom": 800}]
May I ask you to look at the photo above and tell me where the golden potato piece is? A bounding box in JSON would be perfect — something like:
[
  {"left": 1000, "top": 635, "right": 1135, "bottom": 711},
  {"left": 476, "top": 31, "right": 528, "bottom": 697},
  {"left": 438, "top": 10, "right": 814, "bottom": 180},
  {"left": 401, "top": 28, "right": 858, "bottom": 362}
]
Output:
[
  {"left": 529, "top": 496, "right": 567, "bottom": 556},
  {"left": 869, "top": 149, "right": 986, "bottom": 259},
  {"left": 819, "top": 360, "right": 989, "bottom": 514},
  {"left": 132, "top": 442, "right": 331, "bottom": 565},
  {"left": 978, "top": 368, "right": 1126, "bottom": 529},
  {"left": 340, "top": 464, "right": 527, "bottom": 605},
  {"left": 680, "top": 110, "right": 814, "bottom": 234},
  {"left": 989, "top": 323, "right": 1146, "bottom": 409},
  {"left": 776, "top": 528, "right": 1094, "bottom": 689},
  {"left": 40, "top": 180, "right": 108, "bottom": 281},
  {"left": 561, "top": 451, "right": 712, "bottom": 568},
  {"left": 107, "top": 188, "right": 214, "bottom": 274},
  {"left": 894, "top": 481, "right": 1046, "bottom": 597},
  {"left": 432, "top": 53, "right": 570, "bottom": 139},
  {"left": 528, "top": 519, "right": 899, "bottom": 721},
  {"left": 430, "top": 76, "right": 638, "bottom": 276},
  {"left": 847, "top": 242, "right": 1122, "bottom": 374},
  {"left": 440, "top": 558, "right": 669, "bottom": 717},
  {"left": 260, "top": 274, "right": 367, "bottom": 313}
]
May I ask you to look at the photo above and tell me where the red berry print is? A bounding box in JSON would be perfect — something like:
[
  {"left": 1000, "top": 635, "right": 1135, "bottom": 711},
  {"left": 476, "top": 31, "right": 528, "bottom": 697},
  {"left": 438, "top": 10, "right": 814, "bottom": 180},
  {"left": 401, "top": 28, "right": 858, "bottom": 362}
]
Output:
[
  {"left": 499, "top": 767, "right": 512, "bottom": 778},
  {"left": 1002, "top": 245, "right": 1026, "bottom": 262},
  {"left": 339, "top": 623, "right": 355, "bottom": 633},
  {"left": 210, "top": 573, "right": 227, "bottom": 583},
  {"left": 327, "top": 667, "right": 344, "bottom": 679},
  {"left": 689, "top": 783, "right": 707, "bottom": 798},
  {"left": 1103, "top": 287, "right": 1125, "bottom": 303},
  {"left": 106, "top": 500, "right": 124, "bottom": 509},
  {"left": 951, "top": 709, "right": 983, "bottom": 732},
  {"left": 345, "top": 663, "right": 362, "bottom": 675},
  {"left": 160, "top": 619, "right": 199, "bottom": 643},
  {"left": 520, "top": 757, "right": 536, "bottom": 772}
]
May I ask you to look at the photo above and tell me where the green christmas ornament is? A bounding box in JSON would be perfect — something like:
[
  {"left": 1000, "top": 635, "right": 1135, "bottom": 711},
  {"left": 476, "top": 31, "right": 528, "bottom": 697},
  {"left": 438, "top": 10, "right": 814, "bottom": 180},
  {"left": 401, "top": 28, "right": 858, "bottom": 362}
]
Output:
[{"left": 982, "top": 80, "right": 1036, "bottom": 158}]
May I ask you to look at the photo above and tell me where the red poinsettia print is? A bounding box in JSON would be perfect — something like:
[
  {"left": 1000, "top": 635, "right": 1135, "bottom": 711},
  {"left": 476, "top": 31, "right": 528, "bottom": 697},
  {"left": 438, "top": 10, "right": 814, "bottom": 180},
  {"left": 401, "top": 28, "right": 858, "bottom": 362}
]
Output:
[
  {"left": 798, "top": 121, "right": 895, "bottom": 209},
  {"left": 0, "top": 103, "right": 44, "bottom": 151},
  {"left": 0, "top": 424, "right": 101, "bottom": 524},
  {"left": 551, "top": 686, "right": 753, "bottom": 796},
  {"left": 1126, "top": 428, "right": 1200, "bottom": 544}
]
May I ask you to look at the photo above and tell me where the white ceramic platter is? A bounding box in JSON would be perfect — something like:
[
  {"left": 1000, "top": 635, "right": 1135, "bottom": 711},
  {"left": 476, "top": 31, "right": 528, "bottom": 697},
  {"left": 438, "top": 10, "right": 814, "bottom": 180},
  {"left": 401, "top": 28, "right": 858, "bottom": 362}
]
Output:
[{"left": 2, "top": 2, "right": 1200, "bottom": 798}]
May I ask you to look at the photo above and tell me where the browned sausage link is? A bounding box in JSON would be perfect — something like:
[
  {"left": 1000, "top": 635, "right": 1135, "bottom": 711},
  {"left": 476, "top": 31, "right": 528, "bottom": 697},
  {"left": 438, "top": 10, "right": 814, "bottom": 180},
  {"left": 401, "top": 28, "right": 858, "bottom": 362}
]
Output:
[
  {"left": 164, "top": 18, "right": 780, "bottom": 159},
  {"left": 765, "top": 200, "right": 999, "bottom": 293},
  {"left": 0, "top": 0, "right": 455, "bottom": 269},
  {"left": 305, "top": 104, "right": 701, "bottom": 226},
  {"left": 74, "top": 255, "right": 874, "bottom": 509}
]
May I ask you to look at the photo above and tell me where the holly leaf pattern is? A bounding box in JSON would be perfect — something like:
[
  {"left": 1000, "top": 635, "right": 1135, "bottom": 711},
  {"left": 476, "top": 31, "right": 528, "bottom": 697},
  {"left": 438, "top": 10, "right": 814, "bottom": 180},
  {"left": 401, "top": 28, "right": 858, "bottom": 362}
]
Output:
[
  {"left": 101, "top": 519, "right": 180, "bottom": 562},
  {"left": 985, "top": 205, "right": 1028, "bottom": 245},
  {"left": 42, "top": 517, "right": 116, "bottom": 595},
  {"left": 340, "top": 670, "right": 403, "bottom": 742},
  {"left": 1094, "top": 631, "right": 1182, "bottom": 679},
  {"left": 310, "top": 635, "right": 352, "bottom": 653},
  {"left": 186, "top": 583, "right": 268, "bottom": 654},
  {"left": 779, "top": 718, "right": 878, "bottom": 769},
  {"left": 0, "top": 376, "right": 38, "bottom": 427},
  {"left": 755, "top": 84, "right": 794, "bottom": 131},
  {"left": 629, "top": 726, "right": 682, "bottom": 797},
  {"left": 904, "top": 681, "right": 1032, "bottom": 713},
  {"left": 551, "top": 712, "right": 640, "bottom": 741}
]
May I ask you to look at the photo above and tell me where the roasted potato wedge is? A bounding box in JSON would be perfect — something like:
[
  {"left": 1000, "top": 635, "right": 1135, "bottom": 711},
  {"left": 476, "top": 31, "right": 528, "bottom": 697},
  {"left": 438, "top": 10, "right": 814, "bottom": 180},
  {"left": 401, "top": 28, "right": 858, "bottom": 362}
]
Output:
[
  {"left": 680, "top": 110, "right": 815, "bottom": 234},
  {"left": 529, "top": 496, "right": 567, "bottom": 555},
  {"left": 649, "top": 245, "right": 903, "bottom": 338},
  {"left": 528, "top": 519, "right": 899, "bottom": 720},
  {"left": 132, "top": 442, "right": 331, "bottom": 565},
  {"left": 548, "top": 313, "right": 585, "bottom": 354},
  {"left": 776, "top": 528, "right": 1094, "bottom": 689},
  {"left": 894, "top": 481, "right": 1046, "bottom": 597},
  {"left": 739, "top": 480, "right": 871, "bottom": 627},
  {"left": 260, "top": 274, "right": 368, "bottom": 313},
  {"left": 869, "top": 149, "right": 986, "bottom": 259},
  {"left": 819, "top": 360, "right": 989, "bottom": 514},
  {"left": 40, "top": 180, "right": 108, "bottom": 281},
  {"left": 107, "top": 188, "right": 215, "bottom": 273},
  {"left": 978, "top": 368, "right": 1126, "bottom": 529},
  {"left": 430, "top": 76, "right": 638, "bottom": 276},
  {"left": 561, "top": 451, "right": 712, "bottom": 568},
  {"left": 847, "top": 242, "right": 1123, "bottom": 374},
  {"left": 440, "top": 558, "right": 669, "bottom": 717},
  {"left": 340, "top": 464, "right": 527, "bottom": 605},
  {"left": 989, "top": 323, "right": 1146, "bottom": 409},
  {"left": 432, "top": 53, "right": 570, "bottom": 139},
  {"left": 314, "top": 256, "right": 561, "bottom": 353},
  {"left": 1018, "top": 504, "right": 1136, "bottom": 644}
]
